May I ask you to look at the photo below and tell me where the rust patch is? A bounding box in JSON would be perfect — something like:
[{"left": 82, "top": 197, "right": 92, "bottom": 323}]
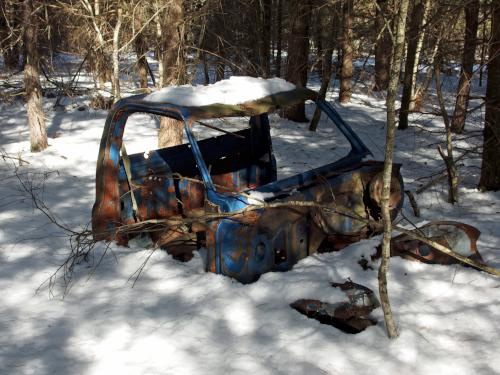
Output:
[
  {"left": 291, "top": 280, "right": 380, "bottom": 334},
  {"left": 378, "top": 221, "right": 484, "bottom": 266}
]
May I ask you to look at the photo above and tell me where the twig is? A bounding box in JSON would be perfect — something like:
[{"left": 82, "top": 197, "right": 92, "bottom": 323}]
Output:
[{"left": 404, "top": 190, "right": 420, "bottom": 217}]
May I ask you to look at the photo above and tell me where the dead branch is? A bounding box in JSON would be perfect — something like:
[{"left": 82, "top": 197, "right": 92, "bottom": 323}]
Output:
[
  {"left": 435, "top": 64, "right": 458, "bottom": 203},
  {"left": 391, "top": 224, "right": 500, "bottom": 276},
  {"left": 404, "top": 190, "right": 420, "bottom": 217},
  {"left": 416, "top": 172, "right": 447, "bottom": 194},
  {"left": 103, "top": 199, "right": 500, "bottom": 277}
]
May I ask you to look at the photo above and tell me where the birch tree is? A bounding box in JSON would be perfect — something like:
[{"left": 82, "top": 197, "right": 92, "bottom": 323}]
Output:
[
  {"left": 398, "top": 0, "right": 430, "bottom": 130},
  {"left": 379, "top": 0, "right": 410, "bottom": 339},
  {"left": 111, "top": 4, "right": 123, "bottom": 101}
]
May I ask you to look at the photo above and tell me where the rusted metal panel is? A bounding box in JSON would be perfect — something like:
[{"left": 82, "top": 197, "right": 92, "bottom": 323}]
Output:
[
  {"left": 387, "top": 221, "right": 484, "bottom": 265},
  {"left": 291, "top": 281, "right": 380, "bottom": 334},
  {"left": 205, "top": 162, "right": 404, "bottom": 283}
]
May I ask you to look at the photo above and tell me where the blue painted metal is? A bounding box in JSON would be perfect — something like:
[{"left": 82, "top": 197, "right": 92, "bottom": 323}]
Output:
[
  {"left": 316, "top": 100, "right": 372, "bottom": 157},
  {"left": 93, "top": 89, "right": 404, "bottom": 284}
]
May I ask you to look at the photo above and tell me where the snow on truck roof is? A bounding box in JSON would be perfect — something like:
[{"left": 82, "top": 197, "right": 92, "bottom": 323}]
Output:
[
  {"left": 145, "top": 76, "right": 297, "bottom": 106},
  {"left": 138, "top": 76, "right": 318, "bottom": 120}
]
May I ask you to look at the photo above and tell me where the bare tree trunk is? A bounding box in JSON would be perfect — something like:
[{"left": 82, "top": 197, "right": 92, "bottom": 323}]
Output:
[
  {"left": 339, "top": 0, "right": 353, "bottom": 103},
  {"left": 309, "top": 0, "right": 336, "bottom": 131},
  {"left": 283, "top": 0, "right": 311, "bottom": 122},
  {"left": 155, "top": 8, "right": 164, "bottom": 88},
  {"left": 312, "top": 7, "right": 323, "bottom": 74},
  {"left": 259, "top": 0, "right": 271, "bottom": 77},
  {"left": 374, "top": 0, "right": 392, "bottom": 91},
  {"left": 399, "top": 0, "right": 427, "bottom": 130},
  {"left": 3, "top": 47, "right": 19, "bottom": 70},
  {"left": 479, "top": 4, "right": 487, "bottom": 87},
  {"left": 413, "top": 35, "right": 440, "bottom": 111},
  {"left": 112, "top": 6, "right": 122, "bottom": 102},
  {"left": 435, "top": 63, "right": 458, "bottom": 203},
  {"left": 158, "top": 0, "right": 186, "bottom": 148},
  {"left": 478, "top": 0, "right": 500, "bottom": 191},
  {"left": 82, "top": 0, "right": 110, "bottom": 90},
  {"left": 202, "top": 52, "right": 210, "bottom": 84},
  {"left": 451, "top": 0, "right": 480, "bottom": 134},
  {"left": 24, "top": 0, "right": 47, "bottom": 152},
  {"left": 215, "top": 40, "right": 225, "bottom": 81},
  {"left": 212, "top": 0, "right": 226, "bottom": 82},
  {"left": 134, "top": 7, "right": 149, "bottom": 89},
  {"left": 409, "top": 0, "right": 430, "bottom": 106},
  {"left": 275, "top": 0, "right": 283, "bottom": 77},
  {"left": 380, "top": 0, "right": 410, "bottom": 340}
]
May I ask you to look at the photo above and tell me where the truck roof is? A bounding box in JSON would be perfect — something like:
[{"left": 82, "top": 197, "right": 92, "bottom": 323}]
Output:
[{"left": 116, "top": 77, "right": 318, "bottom": 121}]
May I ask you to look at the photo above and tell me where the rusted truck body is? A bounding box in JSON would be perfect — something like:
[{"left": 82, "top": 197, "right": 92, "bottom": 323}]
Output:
[{"left": 92, "top": 82, "right": 404, "bottom": 283}]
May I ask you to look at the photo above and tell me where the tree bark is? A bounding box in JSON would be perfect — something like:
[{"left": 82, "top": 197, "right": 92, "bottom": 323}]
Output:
[
  {"left": 134, "top": 7, "right": 149, "bottom": 89},
  {"left": 23, "top": 0, "right": 48, "bottom": 152},
  {"left": 435, "top": 64, "right": 458, "bottom": 203},
  {"left": 111, "top": 6, "right": 122, "bottom": 102},
  {"left": 451, "top": 0, "right": 480, "bottom": 134},
  {"left": 413, "top": 34, "right": 440, "bottom": 111},
  {"left": 339, "top": 0, "right": 353, "bottom": 103},
  {"left": 157, "top": 0, "right": 186, "bottom": 149},
  {"left": 374, "top": 0, "right": 392, "bottom": 92},
  {"left": 82, "top": 0, "right": 111, "bottom": 90},
  {"left": 380, "top": 0, "right": 410, "bottom": 339},
  {"left": 399, "top": 0, "right": 427, "bottom": 130},
  {"left": 283, "top": 0, "right": 311, "bottom": 122},
  {"left": 309, "top": 0, "right": 336, "bottom": 131},
  {"left": 479, "top": 5, "right": 487, "bottom": 87},
  {"left": 259, "top": 0, "right": 271, "bottom": 77},
  {"left": 478, "top": 0, "right": 500, "bottom": 191},
  {"left": 409, "top": 0, "right": 431, "bottom": 107},
  {"left": 275, "top": 0, "right": 283, "bottom": 77}
]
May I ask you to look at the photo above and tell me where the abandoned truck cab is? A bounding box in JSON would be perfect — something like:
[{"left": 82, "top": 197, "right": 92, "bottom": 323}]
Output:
[{"left": 92, "top": 77, "right": 404, "bottom": 283}]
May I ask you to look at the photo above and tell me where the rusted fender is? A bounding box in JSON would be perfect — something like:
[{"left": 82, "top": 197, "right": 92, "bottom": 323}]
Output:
[
  {"left": 291, "top": 280, "right": 380, "bottom": 334},
  {"left": 387, "top": 221, "right": 484, "bottom": 265}
]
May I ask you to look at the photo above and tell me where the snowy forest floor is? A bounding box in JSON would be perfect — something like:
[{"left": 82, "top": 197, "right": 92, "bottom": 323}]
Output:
[{"left": 0, "top": 58, "right": 499, "bottom": 375}]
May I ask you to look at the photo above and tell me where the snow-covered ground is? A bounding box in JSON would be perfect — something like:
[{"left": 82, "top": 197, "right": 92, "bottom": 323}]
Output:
[{"left": 1, "top": 62, "right": 499, "bottom": 375}]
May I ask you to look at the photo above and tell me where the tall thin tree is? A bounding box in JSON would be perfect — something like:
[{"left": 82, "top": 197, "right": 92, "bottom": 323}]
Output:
[
  {"left": 339, "top": 0, "right": 353, "bottom": 103},
  {"left": 399, "top": 0, "right": 429, "bottom": 130},
  {"left": 259, "top": 0, "right": 271, "bottom": 77},
  {"left": 275, "top": 0, "right": 283, "bottom": 77},
  {"left": 24, "top": 0, "right": 48, "bottom": 152},
  {"left": 451, "top": 0, "right": 480, "bottom": 134},
  {"left": 111, "top": 4, "right": 122, "bottom": 101},
  {"left": 380, "top": 0, "right": 410, "bottom": 339},
  {"left": 158, "top": 0, "right": 186, "bottom": 148},
  {"left": 283, "top": 0, "right": 311, "bottom": 122},
  {"left": 374, "top": 0, "right": 392, "bottom": 91},
  {"left": 134, "top": 6, "right": 149, "bottom": 89},
  {"left": 309, "top": 0, "right": 338, "bottom": 131},
  {"left": 478, "top": 0, "right": 500, "bottom": 191}
]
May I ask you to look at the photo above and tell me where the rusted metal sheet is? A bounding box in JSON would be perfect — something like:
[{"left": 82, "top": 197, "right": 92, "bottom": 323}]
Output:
[
  {"left": 386, "top": 221, "right": 484, "bottom": 265},
  {"left": 291, "top": 280, "right": 380, "bottom": 334},
  {"left": 204, "top": 162, "right": 404, "bottom": 283}
]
